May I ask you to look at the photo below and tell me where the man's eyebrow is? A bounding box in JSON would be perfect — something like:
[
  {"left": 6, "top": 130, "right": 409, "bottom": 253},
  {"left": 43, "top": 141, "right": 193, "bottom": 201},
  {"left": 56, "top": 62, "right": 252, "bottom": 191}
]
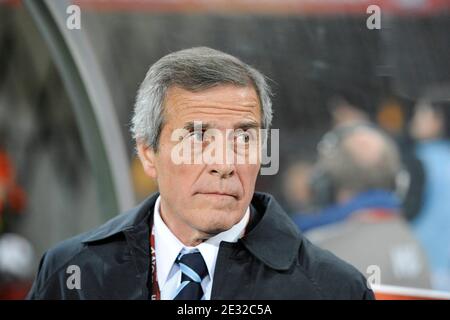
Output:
[
  {"left": 183, "top": 121, "right": 212, "bottom": 131},
  {"left": 182, "top": 120, "right": 260, "bottom": 131},
  {"left": 234, "top": 121, "right": 260, "bottom": 130}
]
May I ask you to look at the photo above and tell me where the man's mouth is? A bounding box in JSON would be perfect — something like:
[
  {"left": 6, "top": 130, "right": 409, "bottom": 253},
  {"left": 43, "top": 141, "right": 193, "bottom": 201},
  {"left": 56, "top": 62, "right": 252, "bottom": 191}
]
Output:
[{"left": 196, "top": 192, "right": 238, "bottom": 199}]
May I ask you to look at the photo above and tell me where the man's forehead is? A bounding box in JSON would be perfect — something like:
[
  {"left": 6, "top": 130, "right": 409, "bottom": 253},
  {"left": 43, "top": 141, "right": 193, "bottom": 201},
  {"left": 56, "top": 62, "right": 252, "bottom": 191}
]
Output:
[
  {"left": 163, "top": 84, "right": 262, "bottom": 125},
  {"left": 165, "top": 84, "right": 259, "bottom": 101}
]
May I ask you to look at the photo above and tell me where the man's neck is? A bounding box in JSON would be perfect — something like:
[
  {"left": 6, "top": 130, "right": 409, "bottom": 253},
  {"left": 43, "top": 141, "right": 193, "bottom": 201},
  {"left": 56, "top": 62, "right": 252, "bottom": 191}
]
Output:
[{"left": 159, "top": 200, "right": 211, "bottom": 247}]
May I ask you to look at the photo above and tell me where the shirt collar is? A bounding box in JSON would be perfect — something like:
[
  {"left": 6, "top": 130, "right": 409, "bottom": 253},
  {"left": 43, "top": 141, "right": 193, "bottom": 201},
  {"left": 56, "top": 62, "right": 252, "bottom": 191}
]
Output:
[{"left": 153, "top": 195, "right": 250, "bottom": 288}]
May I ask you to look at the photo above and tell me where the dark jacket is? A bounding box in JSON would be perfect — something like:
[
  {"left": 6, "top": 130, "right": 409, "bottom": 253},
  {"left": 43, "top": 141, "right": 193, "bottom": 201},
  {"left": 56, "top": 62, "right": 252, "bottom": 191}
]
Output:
[{"left": 27, "top": 192, "right": 374, "bottom": 300}]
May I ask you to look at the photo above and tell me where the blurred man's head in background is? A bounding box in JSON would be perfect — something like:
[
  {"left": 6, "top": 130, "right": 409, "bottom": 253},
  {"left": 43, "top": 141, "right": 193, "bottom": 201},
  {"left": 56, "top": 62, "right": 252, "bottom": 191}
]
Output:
[
  {"left": 313, "top": 125, "right": 402, "bottom": 205},
  {"left": 410, "top": 101, "right": 446, "bottom": 142}
]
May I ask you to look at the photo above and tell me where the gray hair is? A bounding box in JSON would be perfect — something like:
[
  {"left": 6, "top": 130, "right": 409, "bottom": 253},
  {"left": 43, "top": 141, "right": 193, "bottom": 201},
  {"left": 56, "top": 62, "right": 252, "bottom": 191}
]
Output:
[
  {"left": 131, "top": 47, "right": 273, "bottom": 150},
  {"left": 318, "top": 125, "right": 401, "bottom": 193}
]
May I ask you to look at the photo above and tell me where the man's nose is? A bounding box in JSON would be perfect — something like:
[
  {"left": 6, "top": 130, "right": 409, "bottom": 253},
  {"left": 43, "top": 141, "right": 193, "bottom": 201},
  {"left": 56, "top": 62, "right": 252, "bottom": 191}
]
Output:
[{"left": 209, "top": 164, "right": 235, "bottom": 179}]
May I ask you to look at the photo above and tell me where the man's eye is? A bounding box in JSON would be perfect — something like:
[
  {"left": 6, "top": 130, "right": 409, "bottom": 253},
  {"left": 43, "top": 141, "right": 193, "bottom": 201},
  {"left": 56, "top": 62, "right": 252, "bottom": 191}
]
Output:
[
  {"left": 235, "top": 131, "right": 251, "bottom": 144},
  {"left": 187, "top": 130, "right": 204, "bottom": 142}
]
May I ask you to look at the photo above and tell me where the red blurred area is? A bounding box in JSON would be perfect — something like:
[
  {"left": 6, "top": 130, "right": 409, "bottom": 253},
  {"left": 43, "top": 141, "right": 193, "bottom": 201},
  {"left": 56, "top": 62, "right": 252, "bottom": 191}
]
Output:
[
  {"left": 0, "top": 150, "right": 26, "bottom": 216},
  {"left": 0, "top": 0, "right": 21, "bottom": 7},
  {"left": 73, "top": 0, "right": 450, "bottom": 15},
  {"left": 0, "top": 282, "right": 32, "bottom": 300}
]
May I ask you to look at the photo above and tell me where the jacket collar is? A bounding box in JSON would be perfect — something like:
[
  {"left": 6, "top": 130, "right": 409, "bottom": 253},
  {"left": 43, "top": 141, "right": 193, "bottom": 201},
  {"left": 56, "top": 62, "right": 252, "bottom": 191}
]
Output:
[
  {"left": 81, "top": 192, "right": 301, "bottom": 271},
  {"left": 242, "top": 192, "right": 302, "bottom": 271},
  {"left": 81, "top": 194, "right": 157, "bottom": 244}
]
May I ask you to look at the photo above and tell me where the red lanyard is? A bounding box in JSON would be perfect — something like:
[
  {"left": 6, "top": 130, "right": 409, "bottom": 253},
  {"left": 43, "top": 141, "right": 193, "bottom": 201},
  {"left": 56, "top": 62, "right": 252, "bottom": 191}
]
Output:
[{"left": 150, "top": 226, "right": 160, "bottom": 300}]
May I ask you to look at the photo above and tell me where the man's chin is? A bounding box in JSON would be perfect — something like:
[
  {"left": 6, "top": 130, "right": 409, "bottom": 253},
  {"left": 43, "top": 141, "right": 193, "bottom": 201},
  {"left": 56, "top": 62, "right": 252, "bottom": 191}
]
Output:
[
  {"left": 196, "top": 218, "right": 239, "bottom": 237},
  {"left": 188, "top": 207, "right": 247, "bottom": 238},
  {"left": 200, "top": 223, "right": 232, "bottom": 236}
]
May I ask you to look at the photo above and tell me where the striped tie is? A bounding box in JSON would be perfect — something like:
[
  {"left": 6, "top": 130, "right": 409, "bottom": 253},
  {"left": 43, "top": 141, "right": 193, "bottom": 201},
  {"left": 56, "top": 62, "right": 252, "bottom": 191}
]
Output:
[{"left": 173, "top": 250, "right": 208, "bottom": 300}]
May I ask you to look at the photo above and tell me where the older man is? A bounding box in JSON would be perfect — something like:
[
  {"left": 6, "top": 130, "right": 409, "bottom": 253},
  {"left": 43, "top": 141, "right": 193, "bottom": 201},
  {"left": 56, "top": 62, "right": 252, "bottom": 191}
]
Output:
[{"left": 28, "top": 47, "right": 373, "bottom": 300}]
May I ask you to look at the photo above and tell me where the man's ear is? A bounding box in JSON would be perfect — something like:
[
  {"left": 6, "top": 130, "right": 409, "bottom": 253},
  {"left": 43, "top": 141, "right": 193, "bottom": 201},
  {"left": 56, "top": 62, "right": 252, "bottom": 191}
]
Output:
[{"left": 136, "top": 140, "right": 157, "bottom": 179}]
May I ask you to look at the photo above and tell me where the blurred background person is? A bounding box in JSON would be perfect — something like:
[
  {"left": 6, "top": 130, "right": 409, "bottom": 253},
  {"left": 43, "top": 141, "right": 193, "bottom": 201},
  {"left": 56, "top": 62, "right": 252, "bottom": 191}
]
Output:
[
  {"left": 328, "top": 95, "right": 370, "bottom": 129},
  {"left": 409, "top": 99, "right": 450, "bottom": 291},
  {"left": 283, "top": 95, "right": 372, "bottom": 214},
  {"left": 0, "top": 131, "right": 27, "bottom": 231},
  {"left": 328, "top": 95, "right": 426, "bottom": 224},
  {"left": 294, "top": 124, "right": 431, "bottom": 288},
  {"left": 376, "top": 97, "right": 426, "bottom": 223},
  {"left": 282, "top": 160, "right": 315, "bottom": 213},
  {"left": 0, "top": 131, "right": 34, "bottom": 299}
]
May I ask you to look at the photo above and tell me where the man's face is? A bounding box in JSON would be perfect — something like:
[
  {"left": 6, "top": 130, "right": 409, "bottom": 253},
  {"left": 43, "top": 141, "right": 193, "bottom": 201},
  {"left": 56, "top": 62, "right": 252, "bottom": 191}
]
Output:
[{"left": 138, "top": 84, "right": 262, "bottom": 244}]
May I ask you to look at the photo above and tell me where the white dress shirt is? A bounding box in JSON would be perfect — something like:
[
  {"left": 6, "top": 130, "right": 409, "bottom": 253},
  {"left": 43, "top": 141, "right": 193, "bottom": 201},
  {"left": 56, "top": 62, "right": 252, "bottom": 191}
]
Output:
[{"left": 153, "top": 196, "right": 250, "bottom": 300}]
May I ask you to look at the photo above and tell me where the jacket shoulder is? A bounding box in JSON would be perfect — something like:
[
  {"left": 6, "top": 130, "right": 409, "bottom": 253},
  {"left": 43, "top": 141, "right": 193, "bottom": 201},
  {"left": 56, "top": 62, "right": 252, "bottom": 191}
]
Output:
[
  {"left": 297, "top": 236, "right": 375, "bottom": 299},
  {"left": 48, "top": 208, "right": 139, "bottom": 267},
  {"left": 27, "top": 208, "right": 140, "bottom": 299}
]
